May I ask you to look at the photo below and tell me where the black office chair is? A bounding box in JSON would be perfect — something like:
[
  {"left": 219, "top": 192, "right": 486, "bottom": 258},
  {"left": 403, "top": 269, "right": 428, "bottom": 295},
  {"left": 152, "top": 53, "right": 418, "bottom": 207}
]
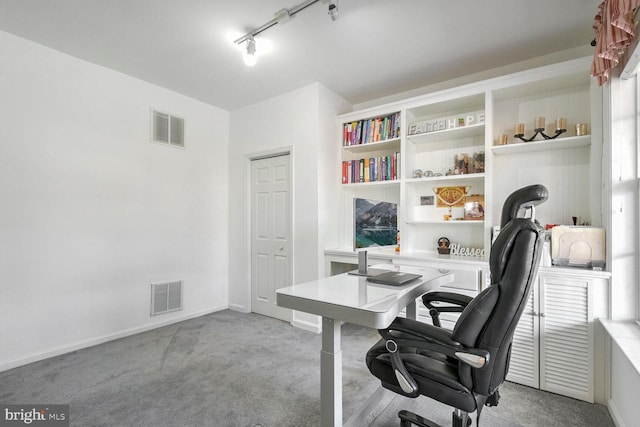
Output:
[
  {"left": 423, "top": 184, "right": 549, "bottom": 328},
  {"left": 366, "top": 185, "right": 548, "bottom": 427}
]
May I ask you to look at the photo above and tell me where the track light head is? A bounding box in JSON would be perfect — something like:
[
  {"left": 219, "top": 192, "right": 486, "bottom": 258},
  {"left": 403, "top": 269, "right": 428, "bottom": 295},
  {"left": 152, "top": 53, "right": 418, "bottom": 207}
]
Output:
[
  {"left": 243, "top": 37, "right": 257, "bottom": 67},
  {"left": 328, "top": 0, "right": 338, "bottom": 21}
]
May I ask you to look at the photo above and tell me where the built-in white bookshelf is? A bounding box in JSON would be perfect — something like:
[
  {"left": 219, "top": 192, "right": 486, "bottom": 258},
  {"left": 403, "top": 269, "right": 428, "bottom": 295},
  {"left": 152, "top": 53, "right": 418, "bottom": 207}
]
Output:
[
  {"left": 331, "top": 57, "right": 608, "bottom": 403},
  {"left": 336, "top": 57, "right": 601, "bottom": 257}
]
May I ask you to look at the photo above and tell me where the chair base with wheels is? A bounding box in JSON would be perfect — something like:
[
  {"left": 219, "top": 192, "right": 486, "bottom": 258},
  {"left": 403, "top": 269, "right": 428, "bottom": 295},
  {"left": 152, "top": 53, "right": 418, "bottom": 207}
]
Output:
[
  {"left": 399, "top": 409, "right": 471, "bottom": 427},
  {"left": 396, "top": 389, "right": 500, "bottom": 427}
]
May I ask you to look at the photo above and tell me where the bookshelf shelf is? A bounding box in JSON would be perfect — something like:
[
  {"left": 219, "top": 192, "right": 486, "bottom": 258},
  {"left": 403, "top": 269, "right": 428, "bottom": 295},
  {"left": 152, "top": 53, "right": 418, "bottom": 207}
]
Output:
[
  {"left": 407, "top": 123, "right": 485, "bottom": 145},
  {"left": 342, "top": 137, "right": 400, "bottom": 153},
  {"left": 341, "top": 180, "right": 400, "bottom": 188},
  {"left": 405, "top": 173, "right": 485, "bottom": 184},
  {"left": 491, "top": 135, "right": 590, "bottom": 155}
]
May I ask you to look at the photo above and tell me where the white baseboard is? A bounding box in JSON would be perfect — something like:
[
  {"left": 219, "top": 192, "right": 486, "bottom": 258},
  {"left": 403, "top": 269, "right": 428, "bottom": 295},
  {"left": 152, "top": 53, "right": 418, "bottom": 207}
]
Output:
[
  {"left": 291, "top": 318, "right": 321, "bottom": 334},
  {"left": 228, "top": 303, "right": 249, "bottom": 313},
  {"left": 607, "top": 398, "right": 626, "bottom": 427},
  {"left": 0, "top": 305, "right": 228, "bottom": 373}
]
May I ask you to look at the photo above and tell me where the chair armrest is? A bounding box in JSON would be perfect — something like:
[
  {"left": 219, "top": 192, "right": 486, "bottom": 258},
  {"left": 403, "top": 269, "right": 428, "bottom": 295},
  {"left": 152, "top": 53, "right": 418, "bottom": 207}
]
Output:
[
  {"left": 422, "top": 291, "right": 473, "bottom": 309},
  {"left": 421, "top": 291, "right": 473, "bottom": 327},
  {"left": 379, "top": 317, "right": 490, "bottom": 368},
  {"left": 379, "top": 317, "right": 463, "bottom": 358},
  {"left": 454, "top": 348, "right": 490, "bottom": 369}
]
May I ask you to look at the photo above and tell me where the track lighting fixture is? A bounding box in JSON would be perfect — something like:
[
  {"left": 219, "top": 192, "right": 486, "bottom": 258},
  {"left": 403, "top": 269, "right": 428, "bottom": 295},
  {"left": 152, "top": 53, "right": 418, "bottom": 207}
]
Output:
[
  {"left": 243, "top": 36, "right": 257, "bottom": 67},
  {"left": 328, "top": 0, "right": 338, "bottom": 21},
  {"left": 234, "top": 0, "right": 339, "bottom": 66}
]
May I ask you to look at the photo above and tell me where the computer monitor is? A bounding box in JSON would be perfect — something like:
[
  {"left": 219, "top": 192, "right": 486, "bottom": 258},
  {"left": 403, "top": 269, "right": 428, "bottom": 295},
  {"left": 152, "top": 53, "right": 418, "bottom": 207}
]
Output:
[{"left": 350, "top": 198, "right": 398, "bottom": 276}]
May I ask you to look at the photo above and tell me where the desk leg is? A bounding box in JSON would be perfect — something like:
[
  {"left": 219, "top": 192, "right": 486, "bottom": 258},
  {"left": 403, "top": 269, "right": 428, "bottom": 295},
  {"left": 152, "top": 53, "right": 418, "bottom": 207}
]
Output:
[
  {"left": 321, "top": 317, "right": 342, "bottom": 427},
  {"left": 406, "top": 299, "right": 418, "bottom": 320}
]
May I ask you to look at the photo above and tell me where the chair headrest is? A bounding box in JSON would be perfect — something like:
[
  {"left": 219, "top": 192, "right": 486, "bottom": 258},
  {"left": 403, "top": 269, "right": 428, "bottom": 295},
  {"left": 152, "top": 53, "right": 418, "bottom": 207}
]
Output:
[
  {"left": 490, "top": 217, "right": 542, "bottom": 285},
  {"left": 500, "top": 184, "right": 548, "bottom": 228}
]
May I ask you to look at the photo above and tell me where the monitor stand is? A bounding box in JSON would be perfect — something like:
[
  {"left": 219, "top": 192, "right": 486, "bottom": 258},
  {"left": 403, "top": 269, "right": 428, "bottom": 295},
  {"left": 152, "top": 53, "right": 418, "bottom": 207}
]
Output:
[{"left": 347, "top": 250, "right": 387, "bottom": 277}]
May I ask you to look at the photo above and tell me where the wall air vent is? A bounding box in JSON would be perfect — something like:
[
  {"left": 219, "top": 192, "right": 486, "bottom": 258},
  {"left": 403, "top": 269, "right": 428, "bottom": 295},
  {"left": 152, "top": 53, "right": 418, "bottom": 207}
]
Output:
[
  {"left": 150, "top": 280, "right": 183, "bottom": 316},
  {"left": 151, "top": 109, "right": 184, "bottom": 148}
]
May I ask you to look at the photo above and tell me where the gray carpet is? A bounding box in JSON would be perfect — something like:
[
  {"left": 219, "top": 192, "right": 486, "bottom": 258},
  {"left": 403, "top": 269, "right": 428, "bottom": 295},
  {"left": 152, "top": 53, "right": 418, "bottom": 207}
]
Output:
[{"left": 0, "top": 310, "right": 614, "bottom": 427}]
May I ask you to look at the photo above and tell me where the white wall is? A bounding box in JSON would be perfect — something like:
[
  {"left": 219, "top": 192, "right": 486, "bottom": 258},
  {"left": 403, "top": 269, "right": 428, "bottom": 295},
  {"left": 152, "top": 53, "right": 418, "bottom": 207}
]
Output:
[
  {"left": 0, "top": 31, "right": 230, "bottom": 371},
  {"left": 228, "top": 83, "right": 349, "bottom": 329},
  {"left": 609, "top": 342, "right": 640, "bottom": 427},
  {"left": 317, "top": 86, "right": 352, "bottom": 278}
]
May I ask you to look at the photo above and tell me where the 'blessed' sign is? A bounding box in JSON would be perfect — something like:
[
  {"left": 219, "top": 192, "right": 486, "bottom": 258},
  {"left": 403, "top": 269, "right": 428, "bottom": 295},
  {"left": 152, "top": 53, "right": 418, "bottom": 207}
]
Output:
[{"left": 449, "top": 243, "right": 486, "bottom": 257}]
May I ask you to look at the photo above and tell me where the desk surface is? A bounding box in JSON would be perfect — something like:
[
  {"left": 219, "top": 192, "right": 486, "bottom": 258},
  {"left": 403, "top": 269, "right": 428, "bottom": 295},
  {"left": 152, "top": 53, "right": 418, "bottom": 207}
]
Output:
[{"left": 277, "top": 265, "right": 454, "bottom": 329}]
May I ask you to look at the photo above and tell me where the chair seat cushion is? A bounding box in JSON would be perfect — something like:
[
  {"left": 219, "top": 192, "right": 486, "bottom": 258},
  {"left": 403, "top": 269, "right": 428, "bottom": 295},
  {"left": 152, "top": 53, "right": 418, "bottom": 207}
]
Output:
[{"left": 366, "top": 339, "right": 477, "bottom": 413}]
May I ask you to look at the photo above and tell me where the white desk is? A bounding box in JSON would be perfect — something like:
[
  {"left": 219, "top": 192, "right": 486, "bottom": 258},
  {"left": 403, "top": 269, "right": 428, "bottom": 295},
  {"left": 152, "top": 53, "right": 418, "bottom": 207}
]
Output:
[{"left": 276, "top": 265, "right": 454, "bottom": 427}]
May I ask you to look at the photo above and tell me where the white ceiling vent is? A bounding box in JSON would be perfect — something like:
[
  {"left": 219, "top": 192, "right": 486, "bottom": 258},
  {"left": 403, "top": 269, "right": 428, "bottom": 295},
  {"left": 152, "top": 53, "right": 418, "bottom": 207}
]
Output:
[
  {"left": 151, "top": 280, "right": 183, "bottom": 316},
  {"left": 151, "top": 109, "right": 184, "bottom": 148}
]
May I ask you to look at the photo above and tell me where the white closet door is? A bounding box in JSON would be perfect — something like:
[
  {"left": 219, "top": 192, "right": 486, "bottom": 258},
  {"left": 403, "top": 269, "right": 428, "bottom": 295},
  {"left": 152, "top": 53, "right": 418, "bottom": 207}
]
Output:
[{"left": 251, "top": 154, "right": 292, "bottom": 322}]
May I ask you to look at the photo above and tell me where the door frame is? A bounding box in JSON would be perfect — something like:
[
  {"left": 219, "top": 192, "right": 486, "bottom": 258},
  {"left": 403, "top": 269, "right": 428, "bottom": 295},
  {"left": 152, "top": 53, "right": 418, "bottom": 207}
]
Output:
[{"left": 244, "top": 146, "right": 294, "bottom": 318}]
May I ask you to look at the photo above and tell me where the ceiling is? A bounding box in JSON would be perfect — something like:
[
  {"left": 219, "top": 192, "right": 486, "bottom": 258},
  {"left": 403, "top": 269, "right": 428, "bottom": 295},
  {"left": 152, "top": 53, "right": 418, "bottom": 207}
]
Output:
[{"left": 0, "top": 0, "right": 601, "bottom": 110}]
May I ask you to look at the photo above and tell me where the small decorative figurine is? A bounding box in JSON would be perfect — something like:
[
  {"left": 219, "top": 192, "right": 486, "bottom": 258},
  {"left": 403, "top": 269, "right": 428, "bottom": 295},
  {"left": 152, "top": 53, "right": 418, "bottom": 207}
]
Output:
[{"left": 437, "top": 237, "right": 451, "bottom": 255}]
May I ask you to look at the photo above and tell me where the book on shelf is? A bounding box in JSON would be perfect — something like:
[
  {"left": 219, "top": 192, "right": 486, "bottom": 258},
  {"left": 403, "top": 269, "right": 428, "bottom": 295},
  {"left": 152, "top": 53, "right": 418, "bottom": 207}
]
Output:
[
  {"left": 364, "top": 158, "right": 370, "bottom": 182},
  {"left": 341, "top": 152, "right": 400, "bottom": 184},
  {"left": 342, "top": 112, "right": 401, "bottom": 146}
]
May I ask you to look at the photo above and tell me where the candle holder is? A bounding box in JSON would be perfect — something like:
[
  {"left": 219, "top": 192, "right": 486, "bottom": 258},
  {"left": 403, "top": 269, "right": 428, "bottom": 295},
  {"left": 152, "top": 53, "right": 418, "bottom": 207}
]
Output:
[
  {"left": 513, "top": 117, "right": 567, "bottom": 142},
  {"left": 514, "top": 127, "right": 566, "bottom": 142}
]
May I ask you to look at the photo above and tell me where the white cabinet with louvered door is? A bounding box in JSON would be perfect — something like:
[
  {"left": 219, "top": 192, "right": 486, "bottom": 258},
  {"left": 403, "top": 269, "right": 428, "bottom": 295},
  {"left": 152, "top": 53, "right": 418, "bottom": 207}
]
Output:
[
  {"left": 506, "top": 271, "right": 610, "bottom": 403},
  {"left": 539, "top": 274, "right": 592, "bottom": 402}
]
